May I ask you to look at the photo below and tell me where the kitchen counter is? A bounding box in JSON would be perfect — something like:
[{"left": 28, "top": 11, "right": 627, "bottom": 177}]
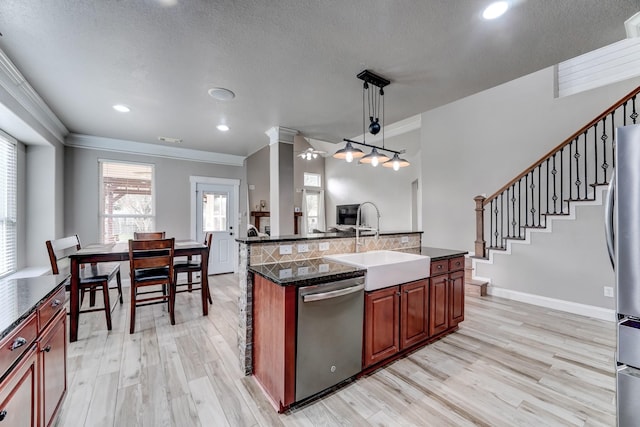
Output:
[
  {"left": 249, "top": 258, "right": 365, "bottom": 286},
  {"left": 420, "top": 246, "right": 468, "bottom": 261},
  {"left": 0, "top": 274, "right": 67, "bottom": 341},
  {"left": 236, "top": 230, "right": 421, "bottom": 244}
]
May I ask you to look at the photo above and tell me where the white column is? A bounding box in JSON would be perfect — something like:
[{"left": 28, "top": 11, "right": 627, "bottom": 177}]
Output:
[{"left": 265, "top": 126, "right": 297, "bottom": 236}]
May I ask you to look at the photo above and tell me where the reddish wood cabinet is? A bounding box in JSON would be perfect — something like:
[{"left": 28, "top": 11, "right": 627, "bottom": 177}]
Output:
[
  {"left": 364, "top": 257, "right": 465, "bottom": 370},
  {"left": 429, "top": 256, "right": 465, "bottom": 336},
  {"left": 364, "top": 279, "right": 429, "bottom": 368},
  {"left": 252, "top": 274, "right": 297, "bottom": 411},
  {"left": 0, "top": 344, "right": 38, "bottom": 427},
  {"left": 38, "top": 310, "right": 66, "bottom": 427},
  {"left": 0, "top": 283, "right": 67, "bottom": 427},
  {"left": 364, "top": 286, "right": 400, "bottom": 367}
]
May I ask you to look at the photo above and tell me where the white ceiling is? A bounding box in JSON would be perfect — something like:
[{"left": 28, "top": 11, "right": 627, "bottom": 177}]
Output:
[{"left": 0, "top": 1, "right": 638, "bottom": 157}]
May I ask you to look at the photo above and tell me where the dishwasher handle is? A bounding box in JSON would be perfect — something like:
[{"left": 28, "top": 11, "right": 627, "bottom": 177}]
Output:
[{"left": 302, "top": 284, "right": 364, "bottom": 303}]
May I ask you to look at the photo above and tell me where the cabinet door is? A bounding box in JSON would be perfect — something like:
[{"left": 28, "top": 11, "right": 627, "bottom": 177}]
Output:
[
  {"left": 0, "top": 345, "right": 38, "bottom": 427},
  {"left": 400, "top": 280, "right": 429, "bottom": 350},
  {"left": 429, "top": 274, "right": 449, "bottom": 336},
  {"left": 39, "top": 310, "right": 67, "bottom": 427},
  {"left": 364, "top": 287, "right": 399, "bottom": 368},
  {"left": 448, "top": 270, "right": 465, "bottom": 327}
]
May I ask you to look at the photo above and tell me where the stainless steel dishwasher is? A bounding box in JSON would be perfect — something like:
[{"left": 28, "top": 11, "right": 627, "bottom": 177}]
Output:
[{"left": 295, "top": 276, "right": 364, "bottom": 402}]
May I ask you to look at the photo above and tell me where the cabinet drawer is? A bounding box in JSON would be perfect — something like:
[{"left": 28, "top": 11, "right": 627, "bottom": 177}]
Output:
[
  {"left": 0, "top": 313, "right": 37, "bottom": 379},
  {"left": 38, "top": 285, "right": 66, "bottom": 332},
  {"left": 430, "top": 259, "right": 449, "bottom": 275},
  {"left": 449, "top": 257, "right": 464, "bottom": 272}
]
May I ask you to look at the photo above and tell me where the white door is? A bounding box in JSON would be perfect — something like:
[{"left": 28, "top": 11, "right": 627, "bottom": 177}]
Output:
[{"left": 195, "top": 183, "right": 236, "bottom": 274}]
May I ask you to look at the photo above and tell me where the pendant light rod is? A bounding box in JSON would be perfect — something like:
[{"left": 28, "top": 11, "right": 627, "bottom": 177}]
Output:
[{"left": 342, "top": 138, "right": 404, "bottom": 155}]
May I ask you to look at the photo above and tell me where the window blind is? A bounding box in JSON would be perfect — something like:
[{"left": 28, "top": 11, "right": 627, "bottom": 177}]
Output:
[{"left": 0, "top": 133, "right": 17, "bottom": 277}]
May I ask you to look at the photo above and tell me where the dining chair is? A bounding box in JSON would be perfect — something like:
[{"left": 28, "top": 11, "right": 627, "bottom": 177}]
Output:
[
  {"left": 173, "top": 232, "right": 213, "bottom": 304},
  {"left": 133, "top": 231, "right": 166, "bottom": 240},
  {"left": 128, "top": 237, "right": 175, "bottom": 334},
  {"left": 45, "top": 235, "right": 123, "bottom": 331}
]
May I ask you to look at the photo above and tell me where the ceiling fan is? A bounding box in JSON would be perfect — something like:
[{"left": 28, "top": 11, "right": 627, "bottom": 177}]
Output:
[{"left": 297, "top": 147, "right": 326, "bottom": 160}]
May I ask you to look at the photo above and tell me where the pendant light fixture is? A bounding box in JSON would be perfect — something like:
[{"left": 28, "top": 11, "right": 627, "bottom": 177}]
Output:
[{"left": 333, "top": 70, "right": 410, "bottom": 170}]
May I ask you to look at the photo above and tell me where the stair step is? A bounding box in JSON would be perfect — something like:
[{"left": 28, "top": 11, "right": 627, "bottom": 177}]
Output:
[
  {"left": 465, "top": 279, "right": 487, "bottom": 297},
  {"left": 522, "top": 225, "right": 546, "bottom": 229},
  {"left": 565, "top": 198, "right": 595, "bottom": 202},
  {"left": 589, "top": 182, "right": 610, "bottom": 188}
]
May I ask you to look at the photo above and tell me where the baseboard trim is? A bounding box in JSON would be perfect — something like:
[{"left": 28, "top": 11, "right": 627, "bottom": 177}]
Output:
[{"left": 487, "top": 286, "right": 616, "bottom": 322}]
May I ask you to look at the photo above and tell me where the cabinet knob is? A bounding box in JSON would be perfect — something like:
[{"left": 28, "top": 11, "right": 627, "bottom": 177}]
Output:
[
  {"left": 396, "top": 292, "right": 402, "bottom": 296},
  {"left": 0, "top": 410, "right": 6, "bottom": 421},
  {"left": 43, "top": 345, "right": 52, "bottom": 353},
  {"left": 51, "top": 299, "right": 62, "bottom": 307},
  {"left": 437, "top": 265, "right": 443, "bottom": 269},
  {"left": 9, "top": 337, "right": 26, "bottom": 351}
]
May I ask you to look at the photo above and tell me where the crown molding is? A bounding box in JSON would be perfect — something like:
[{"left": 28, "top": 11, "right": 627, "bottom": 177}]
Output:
[
  {"left": 0, "top": 48, "right": 68, "bottom": 144},
  {"left": 265, "top": 126, "right": 298, "bottom": 145},
  {"left": 66, "top": 133, "right": 246, "bottom": 166}
]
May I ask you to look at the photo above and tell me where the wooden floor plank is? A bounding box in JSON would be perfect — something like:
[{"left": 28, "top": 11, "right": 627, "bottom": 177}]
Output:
[{"left": 60, "top": 273, "right": 617, "bottom": 426}]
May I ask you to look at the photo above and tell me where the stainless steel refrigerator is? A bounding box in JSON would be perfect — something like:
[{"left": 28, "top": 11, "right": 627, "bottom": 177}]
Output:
[{"left": 605, "top": 124, "right": 640, "bottom": 426}]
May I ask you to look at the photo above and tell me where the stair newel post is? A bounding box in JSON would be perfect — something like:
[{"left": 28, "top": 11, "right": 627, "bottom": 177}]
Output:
[{"left": 474, "top": 195, "right": 486, "bottom": 258}]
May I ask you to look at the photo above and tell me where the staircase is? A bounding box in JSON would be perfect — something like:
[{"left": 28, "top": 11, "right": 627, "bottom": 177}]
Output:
[{"left": 471, "top": 85, "right": 640, "bottom": 290}]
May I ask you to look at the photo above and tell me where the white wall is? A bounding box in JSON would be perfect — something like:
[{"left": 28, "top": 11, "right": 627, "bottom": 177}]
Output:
[
  {"left": 64, "top": 146, "right": 246, "bottom": 244},
  {"left": 26, "top": 144, "right": 57, "bottom": 267},
  {"left": 325, "top": 132, "right": 421, "bottom": 231},
  {"left": 421, "top": 67, "right": 640, "bottom": 251}
]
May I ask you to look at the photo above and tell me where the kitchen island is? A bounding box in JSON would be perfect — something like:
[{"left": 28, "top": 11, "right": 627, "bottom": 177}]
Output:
[
  {"left": 0, "top": 274, "right": 68, "bottom": 427},
  {"left": 238, "top": 230, "right": 467, "bottom": 412}
]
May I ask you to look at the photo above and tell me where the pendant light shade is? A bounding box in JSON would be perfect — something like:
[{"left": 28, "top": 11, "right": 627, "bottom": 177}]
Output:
[
  {"left": 359, "top": 147, "right": 389, "bottom": 167},
  {"left": 333, "top": 141, "right": 365, "bottom": 162},
  {"left": 382, "top": 153, "right": 410, "bottom": 170}
]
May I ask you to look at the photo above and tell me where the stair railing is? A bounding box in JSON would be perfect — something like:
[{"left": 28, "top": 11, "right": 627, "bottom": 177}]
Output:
[{"left": 475, "top": 85, "right": 640, "bottom": 259}]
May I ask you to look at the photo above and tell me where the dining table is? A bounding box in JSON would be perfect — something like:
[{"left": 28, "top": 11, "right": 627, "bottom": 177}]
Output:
[{"left": 68, "top": 240, "right": 209, "bottom": 342}]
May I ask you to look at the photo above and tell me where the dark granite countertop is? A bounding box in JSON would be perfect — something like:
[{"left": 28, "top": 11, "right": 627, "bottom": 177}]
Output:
[
  {"left": 420, "top": 247, "right": 468, "bottom": 261},
  {"left": 0, "top": 274, "right": 66, "bottom": 341},
  {"left": 250, "top": 258, "right": 365, "bottom": 286},
  {"left": 237, "top": 230, "right": 422, "bottom": 244}
]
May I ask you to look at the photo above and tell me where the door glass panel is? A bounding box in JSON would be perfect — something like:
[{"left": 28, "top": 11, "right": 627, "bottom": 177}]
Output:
[{"left": 203, "top": 192, "right": 228, "bottom": 232}]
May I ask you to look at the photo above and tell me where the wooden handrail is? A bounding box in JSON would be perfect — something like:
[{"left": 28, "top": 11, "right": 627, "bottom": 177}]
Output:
[{"left": 483, "top": 85, "right": 640, "bottom": 206}]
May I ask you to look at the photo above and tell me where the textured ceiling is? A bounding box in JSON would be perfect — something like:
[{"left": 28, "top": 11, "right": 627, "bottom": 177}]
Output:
[{"left": 0, "top": 0, "right": 638, "bottom": 156}]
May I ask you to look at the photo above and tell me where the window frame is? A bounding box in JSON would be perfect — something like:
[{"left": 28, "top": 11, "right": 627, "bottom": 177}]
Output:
[
  {"left": 0, "top": 130, "right": 17, "bottom": 278},
  {"left": 303, "top": 172, "right": 322, "bottom": 188},
  {"left": 98, "top": 159, "right": 156, "bottom": 243}
]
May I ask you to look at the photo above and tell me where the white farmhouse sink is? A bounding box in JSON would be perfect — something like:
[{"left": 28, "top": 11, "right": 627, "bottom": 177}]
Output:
[{"left": 324, "top": 250, "right": 430, "bottom": 291}]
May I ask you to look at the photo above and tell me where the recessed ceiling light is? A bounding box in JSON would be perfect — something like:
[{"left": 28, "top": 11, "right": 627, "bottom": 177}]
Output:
[
  {"left": 483, "top": 1, "right": 509, "bottom": 20},
  {"left": 112, "top": 104, "right": 130, "bottom": 113},
  {"left": 217, "top": 124, "right": 230, "bottom": 132},
  {"left": 208, "top": 87, "right": 235, "bottom": 101}
]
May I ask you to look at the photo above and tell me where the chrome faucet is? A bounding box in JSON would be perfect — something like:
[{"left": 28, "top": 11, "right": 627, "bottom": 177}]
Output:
[{"left": 356, "top": 201, "right": 380, "bottom": 252}]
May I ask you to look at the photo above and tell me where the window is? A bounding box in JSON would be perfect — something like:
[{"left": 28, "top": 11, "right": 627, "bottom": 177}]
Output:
[
  {"left": 99, "top": 161, "right": 154, "bottom": 243},
  {"left": 0, "top": 132, "right": 16, "bottom": 277},
  {"left": 303, "top": 172, "right": 321, "bottom": 187}
]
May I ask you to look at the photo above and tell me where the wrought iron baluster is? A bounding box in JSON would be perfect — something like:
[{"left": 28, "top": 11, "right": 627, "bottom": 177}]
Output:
[
  {"left": 500, "top": 193, "right": 504, "bottom": 248},
  {"left": 593, "top": 122, "right": 598, "bottom": 185},
  {"left": 624, "top": 100, "right": 628, "bottom": 126},
  {"left": 524, "top": 174, "right": 529, "bottom": 227},
  {"left": 506, "top": 188, "right": 510, "bottom": 239},
  {"left": 546, "top": 158, "right": 550, "bottom": 214},
  {"left": 537, "top": 164, "right": 541, "bottom": 224},
  {"left": 583, "top": 131, "right": 588, "bottom": 200},
  {"left": 574, "top": 138, "right": 581, "bottom": 199},
  {"left": 511, "top": 183, "right": 517, "bottom": 238},
  {"left": 612, "top": 110, "right": 616, "bottom": 170},
  {"left": 569, "top": 140, "right": 573, "bottom": 200},
  {"left": 518, "top": 180, "right": 522, "bottom": 238},
  {"left": 552, "top": 153, "right": 558, "bottom": 213},
  {"left": 633, "top": 95, "right": 638, "bottom": 124},
  {"left": 601, "top": 116, "right": 608, "bottom": 184},
  {"left": 560, "top": 148, "right": 564, "bottom": 213},
  {"left": 530, "top": 170, "right": 536, "bottom": 226}
]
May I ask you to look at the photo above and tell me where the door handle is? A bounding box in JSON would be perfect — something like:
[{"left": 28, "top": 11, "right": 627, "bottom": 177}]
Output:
[
  {"left": 302, "top": 284, "right": 364, "bottom": 302},
  {"left": 604, "top": 170, "right": 615, "bottom": 270}
]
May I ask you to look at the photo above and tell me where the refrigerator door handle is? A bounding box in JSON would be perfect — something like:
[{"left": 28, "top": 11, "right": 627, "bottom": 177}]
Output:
[{"left": 605, "top": 170, "right": 615, "bottom": 270}]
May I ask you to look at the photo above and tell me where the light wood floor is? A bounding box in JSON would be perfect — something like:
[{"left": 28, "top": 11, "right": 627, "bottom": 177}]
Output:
[{"left": 56, "top": 274, "right": 616, "bottom": 426}]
